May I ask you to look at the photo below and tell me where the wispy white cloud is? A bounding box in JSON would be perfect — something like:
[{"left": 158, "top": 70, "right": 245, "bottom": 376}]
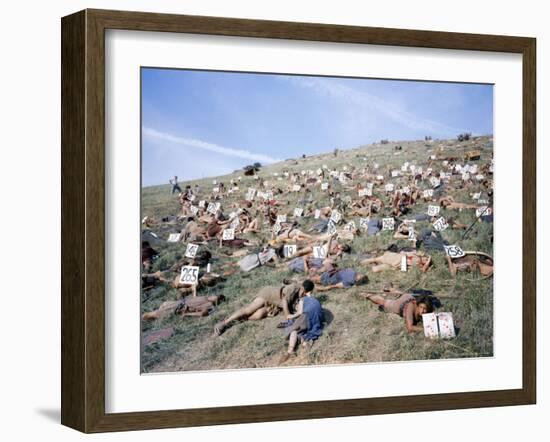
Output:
[
  {"left": 281, "top": 76, "right": 464, "bottom": 136},
  {"left": 142, "top": 127, "right": 282, "bottom": 164}
]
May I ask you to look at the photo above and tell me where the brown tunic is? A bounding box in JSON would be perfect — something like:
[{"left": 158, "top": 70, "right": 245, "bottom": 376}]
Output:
[{"left": 257, "top": 283, "right": 301, "bottom": 309}]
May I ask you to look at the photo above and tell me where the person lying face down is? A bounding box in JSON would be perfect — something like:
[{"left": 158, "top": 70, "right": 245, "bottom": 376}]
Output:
[
  {"left": 446, "top": 251, "right": 493, "bottom": 277},
  {"left": 362, "top": 292, "right": 434, "bottom": 334},
  {"left": 310, "top": 268, "right": 369, "bottom": 292},
  {"left": 214, "top": 280, "right": 303, "bottom": 336},
  {"left": 360, "top": 250, "right": 432, "bottom": 273}
]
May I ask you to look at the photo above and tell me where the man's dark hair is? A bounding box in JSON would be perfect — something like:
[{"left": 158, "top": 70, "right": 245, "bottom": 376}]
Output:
[
  {"left": 302, "top": 279, "right": 315, "bottom": 293},
  {"left": 416, "top": 295, "right": 434, "bottom": 313},
  {"left": 355, "top": 274, "right": 369, "bottom": 286},
  {"left": 341, "top": 244, "right": 352, "bottom": 253}
]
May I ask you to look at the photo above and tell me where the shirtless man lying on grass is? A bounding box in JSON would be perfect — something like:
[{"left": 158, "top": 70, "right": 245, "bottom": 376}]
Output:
[{"left": 360, "top": 250, "right": 432, "bottom": 273}]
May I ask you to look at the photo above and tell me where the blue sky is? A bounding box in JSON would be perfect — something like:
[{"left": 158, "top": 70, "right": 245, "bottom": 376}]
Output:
[{"left": 141, "top": 68, "right": 493, "bottom": 186}]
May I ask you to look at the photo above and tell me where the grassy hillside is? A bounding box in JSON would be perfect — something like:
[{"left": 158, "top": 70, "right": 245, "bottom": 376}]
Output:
[{"left": 141, "top": 136, "right": 494, "bottom": 373}]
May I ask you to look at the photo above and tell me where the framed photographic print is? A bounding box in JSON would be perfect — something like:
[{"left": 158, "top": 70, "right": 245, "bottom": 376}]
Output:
[{"left": 61, "top": 9, "right": 536, "bottom": 433}]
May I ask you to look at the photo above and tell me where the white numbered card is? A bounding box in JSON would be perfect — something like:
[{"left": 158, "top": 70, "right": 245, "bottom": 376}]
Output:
[
  {"left": 277, "top": 214, "right": 287, "bottom": 223},
  {"left": 179, "top": 265, "right": 200, "bottom": 285},
  {"left": 359, "top": 217, "right": 370, "bottom": 230},
  {"left": 263, "top": 191, "right": 274, "bottom": 200},
  {"left": 391, "top": 170, "right": 400, "bottom": 177},
  {"left": 408, "top": 226, "right": 417, "bottom": 242},
  {"left": 400, "top": 255, "right": 407, "bottom": 272},
  {"left": 246, "top": 188, "right": 256, "bottom": 201},
  {"left": 330, "top": 210, "right": 342, "bottom": 224},
  {"left": 422, "top": 189, "right": 433, "bottom": 199},
  {"left": 385, "top": 183, "right": 394, "bottom": 192},
  {"left": 430, "top": 177, "right": 441, "bottom": 188},
  {"left": 422, "top": 313, "right": 439, "bottom": 339},
  {"left": 358, "top": 188, "right": 367, "bottom": 197},
  {"left": 476, "top": 206, "right": 492, "bottom": 218},
  {"left": 433, "top": 217, "right": 449, "bottom": 232},
  {"left": 401, "top": 165, "right": 408, "bottom": 172},
  {"left": 327, "top": 220, "right": 338, "bottom": 235},
  {"left": 382, "top": 217, "right": 395, "bottom": 231},
  {"left": 292, "top": 184, "right": 301, "bottom": 192},
  {"left": 462, "top": 173, "right": 470, "bottom": 181},
  {"left": 206, "top": 202, "right": 218, "bottom": 215},
  {"left": 185, "top": 243, "right": 199, "bottom": 259},
  {"left": 230, "top": 217, "right": 240, "bottom": 230},
  {"left": 427, "top": 205, "right": 440, "bottom": 216},
  {"left": 437, "top": 312, "right": 456, "bottom": 339},
  {"left": 198, "top": 200, "right": 206, "bottom": 208},
  {"left": 314, "top": 209, "right": 321, "bottom": 219},
  {"left": 444, "top": 245, "right": 465, "bottom": 259},
  {"left": 312, "top": 246, "right": 326, "bottom": 259},
  {"left": 472, "top": 192, "right": 481, "bottom": 200},
  {"left": 344, "top": 221, "right": 356, "bottom": 231},
  {"left": 376, "top": 174, "right": 384, "bottom": 180},
  {"left": 213, "top": 187, "right": 220, "bottom": 193},
  {"left": 167, "top": 233, "right": 181, "bottom": 243},
  {"left": 273, "top": 223, "right": 282, "bottom": 235},
  {"left": 190, "top": 205, "right": 199, "bottom": 215},
  {"left": 321, "top": 182, "right": 329, "bottom": 191},
  {"left": 283, "top": 244, "right": 298, "bottom": 258},
  {"left": 222, "top": 228, "right": 235, "bottom": 241},
  {"left": 294, "top": 208, "right": 304, "bottom": 217}
]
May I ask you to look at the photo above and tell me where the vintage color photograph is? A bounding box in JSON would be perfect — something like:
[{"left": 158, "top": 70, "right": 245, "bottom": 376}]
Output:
[{"left": 140, "top": 68, "right": 494, "bottom": 373}]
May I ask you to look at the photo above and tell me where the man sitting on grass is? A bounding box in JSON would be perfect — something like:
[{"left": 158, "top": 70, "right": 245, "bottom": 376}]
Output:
[{"left": 279, "top": 279, "right": 324, "bottom": 364}]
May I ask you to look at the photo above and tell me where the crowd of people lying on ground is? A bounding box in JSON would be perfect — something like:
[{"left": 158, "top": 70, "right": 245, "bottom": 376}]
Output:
[{"left": 142, "top": 138, "right": 494, "bottom": 364}]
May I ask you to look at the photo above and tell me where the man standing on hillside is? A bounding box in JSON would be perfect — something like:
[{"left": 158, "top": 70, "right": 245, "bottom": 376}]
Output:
[{"left": 169, "top": 175, "right": 182, "bottom": 194}]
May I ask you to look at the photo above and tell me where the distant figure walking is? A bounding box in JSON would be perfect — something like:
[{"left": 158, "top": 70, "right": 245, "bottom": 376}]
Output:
[{"left": 169, "top": 175, "right": 182, "bottom": 194}]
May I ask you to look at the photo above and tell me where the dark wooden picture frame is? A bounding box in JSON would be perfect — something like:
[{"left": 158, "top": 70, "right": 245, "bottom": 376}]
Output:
[{"left": 61, "top": 9, "right": 536, "bottom": 433}]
